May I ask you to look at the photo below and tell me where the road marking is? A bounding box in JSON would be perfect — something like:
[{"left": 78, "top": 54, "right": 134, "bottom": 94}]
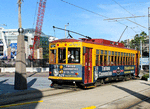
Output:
[
  {"left": 0, "top": 100, "right": 43, "bottom": 108},
  {"left": 82, "top": 105, "right": 96, "bottom": 109}
]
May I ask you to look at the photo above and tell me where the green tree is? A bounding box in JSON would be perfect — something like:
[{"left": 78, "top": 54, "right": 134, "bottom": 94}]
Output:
[
  {"left": 130, "top": 31, "right": 147, "bottom": 50},
  {"left": 120, "top": 41, "right": 125, "bottom": 45}
]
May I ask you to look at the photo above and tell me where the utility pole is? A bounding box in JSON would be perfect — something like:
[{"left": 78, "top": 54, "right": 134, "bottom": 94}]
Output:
[
  {"left": 14, "top": 0, "right": 27, "bottom": 90},
  {"left": 140, "top": 40, "right": 143, "bottom": 71},
  {"left": 65, "top": 23, "right": 69, "bottom": 38},
  {"left": 148, "top": 7, "right": 150, "bottom": 81}
]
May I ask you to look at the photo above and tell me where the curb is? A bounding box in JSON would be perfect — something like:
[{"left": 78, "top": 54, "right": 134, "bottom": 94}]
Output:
[
  {"left": 0, "top": 88, "right": 77, "bottom": 106},
  {"left": 0, "top": 88, "right": 54, "bottom": 106},
  {"left": 0, "top": 88, "right": 53, "bottom": 98}
]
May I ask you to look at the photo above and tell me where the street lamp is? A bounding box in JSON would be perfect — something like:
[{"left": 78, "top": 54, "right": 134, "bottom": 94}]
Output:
[
  {"left": 14, "top": 0, "right": 27, "bottom": 90},
  {"left": 65, "top": 23, "right": 69, "bottom": 38}
]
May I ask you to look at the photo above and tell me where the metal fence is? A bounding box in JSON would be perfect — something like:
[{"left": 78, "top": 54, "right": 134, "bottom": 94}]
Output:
[{"left": 0, "top": 59, "right": 49, "bottom": 67}]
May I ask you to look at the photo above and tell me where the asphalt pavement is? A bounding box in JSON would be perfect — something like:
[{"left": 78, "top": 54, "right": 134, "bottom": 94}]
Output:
[{"left": 0, "top": 72, "right": 51, "bottom": 95}]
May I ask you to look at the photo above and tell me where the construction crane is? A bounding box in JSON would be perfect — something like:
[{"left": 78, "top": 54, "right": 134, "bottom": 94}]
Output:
[{"left": 32, "top": 0, "right": 47, "bottom": 59}]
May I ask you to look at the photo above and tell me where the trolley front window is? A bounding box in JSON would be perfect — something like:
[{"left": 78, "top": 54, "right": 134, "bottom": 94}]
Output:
[
  {"left": 58, "top": 48, "right": 66, "bottom": 63},
  {"left": 68, "top": 48, "right": 80, "bottom": 63}
]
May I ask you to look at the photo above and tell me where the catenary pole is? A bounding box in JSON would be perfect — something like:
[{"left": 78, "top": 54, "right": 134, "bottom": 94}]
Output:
[
  {"left": 140, "top": 40, "right": 143, "bottom": 71},
  {"left": 14, "top": 0, "right": 27, "bottom": 90}
]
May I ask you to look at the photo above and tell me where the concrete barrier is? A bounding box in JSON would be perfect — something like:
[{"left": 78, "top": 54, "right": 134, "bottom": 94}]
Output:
[{"left": 0, "top": 67, "right": 49, "bottom": 73}]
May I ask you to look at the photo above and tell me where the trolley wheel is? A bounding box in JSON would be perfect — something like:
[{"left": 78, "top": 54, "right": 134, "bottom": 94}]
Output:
[
  {"left": 100, "top": 79, "right": 105, "bottom": 85},
  {"left": 129, "top": 74, "right": 132, "bottom": 79}
]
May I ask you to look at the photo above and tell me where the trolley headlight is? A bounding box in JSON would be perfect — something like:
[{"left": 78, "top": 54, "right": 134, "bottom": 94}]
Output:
[
  {"left": 53, "top": 69, "right": 59, "bottom": 76},
  {"left": 60, "top": 65, "right": 63, "bottom": 69}
]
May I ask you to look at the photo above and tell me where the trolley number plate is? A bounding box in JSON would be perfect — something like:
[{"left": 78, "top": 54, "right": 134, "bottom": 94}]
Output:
[{"left": 59, "top": 74, "right": 64, "bottom": 77}]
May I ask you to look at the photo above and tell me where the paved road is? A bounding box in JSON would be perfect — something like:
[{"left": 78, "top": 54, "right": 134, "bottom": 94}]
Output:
[
  {"left": 2, "top": 79, "right": 150, "bottom": 109},
  {"left": 0, "top": 72, "right": 51, "bottom": 95}
]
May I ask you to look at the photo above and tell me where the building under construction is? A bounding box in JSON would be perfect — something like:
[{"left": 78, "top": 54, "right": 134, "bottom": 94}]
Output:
[{"left": 0, "top": 27, "right": 56, "bottom": 59}]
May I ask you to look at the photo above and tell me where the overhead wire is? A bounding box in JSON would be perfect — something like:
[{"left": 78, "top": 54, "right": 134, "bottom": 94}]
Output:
[
  {"left": 60, "top": 0, "right": 140, "bottom": 34},
  {"left": 112, "top": 0, "right": 147, "bottom": 31},
  {"left": 60, "top": 0, "right": 127, "bottom": 27},
  {"left": 112, "top": 0, "right": 135, "bottom": 17}
]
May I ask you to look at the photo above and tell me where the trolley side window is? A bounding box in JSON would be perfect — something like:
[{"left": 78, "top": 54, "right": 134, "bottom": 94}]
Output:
[
  {"left": 96, "top": 55, "right": 99, "bottom": 66},
  {"left": 100, "top": 55, "right": 103, "bottom": 66},
  {"left": 104, "top": 55, "right": 107, "bottom": 66},
  {"left": 58, "top": 48, "right": 66, "bottom": 63},
  {"left": 96, "top": 50, "right": 99, "bottom": 66},
  {"left": 49, "top": 49, "right": 56, "bottom": 63}
]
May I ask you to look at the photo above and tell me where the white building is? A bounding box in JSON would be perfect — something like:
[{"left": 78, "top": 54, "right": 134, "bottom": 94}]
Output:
[{"left": 0, "top": 27, "right": 56, "bottom": 59}]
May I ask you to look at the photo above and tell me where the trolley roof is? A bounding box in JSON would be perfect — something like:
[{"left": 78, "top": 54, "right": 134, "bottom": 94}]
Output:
[{"left": 51, "top": 38, "right": 134, "bottom": 50}]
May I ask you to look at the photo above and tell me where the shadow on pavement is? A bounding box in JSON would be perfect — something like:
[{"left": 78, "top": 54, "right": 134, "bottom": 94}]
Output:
[
  {"left": 112, "top": 85, "right": 150, "bottom": 104},
  {"left": 140, "top": 82, "right": 150, "bottom": 86},
  {"left": 0, "top": 77, "right": 42, "bottom": 109},
  {"left": 27, "top": 78, "right": 37, "bottom": 88},
  {"left": 28, "top": 72, "right": 37, "bottom": 77},
  {"left": 0, "top": 79, "right": 8, "bottom": 84}
]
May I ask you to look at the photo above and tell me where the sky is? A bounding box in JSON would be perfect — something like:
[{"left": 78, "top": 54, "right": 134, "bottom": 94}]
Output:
[{"left": 0, "top": 0, "right": 150, "bottom": 41}]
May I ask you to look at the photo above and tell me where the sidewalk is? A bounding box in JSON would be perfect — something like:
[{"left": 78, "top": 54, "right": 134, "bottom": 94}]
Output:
[{"left": 0, "top": 72, "right": 50, "bottom": 95}]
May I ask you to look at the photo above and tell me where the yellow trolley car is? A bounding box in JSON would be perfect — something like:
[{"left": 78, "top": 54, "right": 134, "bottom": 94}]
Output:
[{"left": 48, "top": 38, "right": 140, "bottom": 88}]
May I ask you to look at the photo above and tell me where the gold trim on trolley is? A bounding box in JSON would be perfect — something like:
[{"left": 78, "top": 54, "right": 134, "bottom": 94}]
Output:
[{"left": 48, "top": 76, "right": 82, "bottom": 80}]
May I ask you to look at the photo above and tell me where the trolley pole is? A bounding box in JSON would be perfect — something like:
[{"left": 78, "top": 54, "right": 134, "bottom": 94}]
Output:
[
  {"left": 148, "top": 7, "right": 150, "bottom": 81},
  {"left": 14, "top": 0, "right": 27, "bottom": 90}
]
